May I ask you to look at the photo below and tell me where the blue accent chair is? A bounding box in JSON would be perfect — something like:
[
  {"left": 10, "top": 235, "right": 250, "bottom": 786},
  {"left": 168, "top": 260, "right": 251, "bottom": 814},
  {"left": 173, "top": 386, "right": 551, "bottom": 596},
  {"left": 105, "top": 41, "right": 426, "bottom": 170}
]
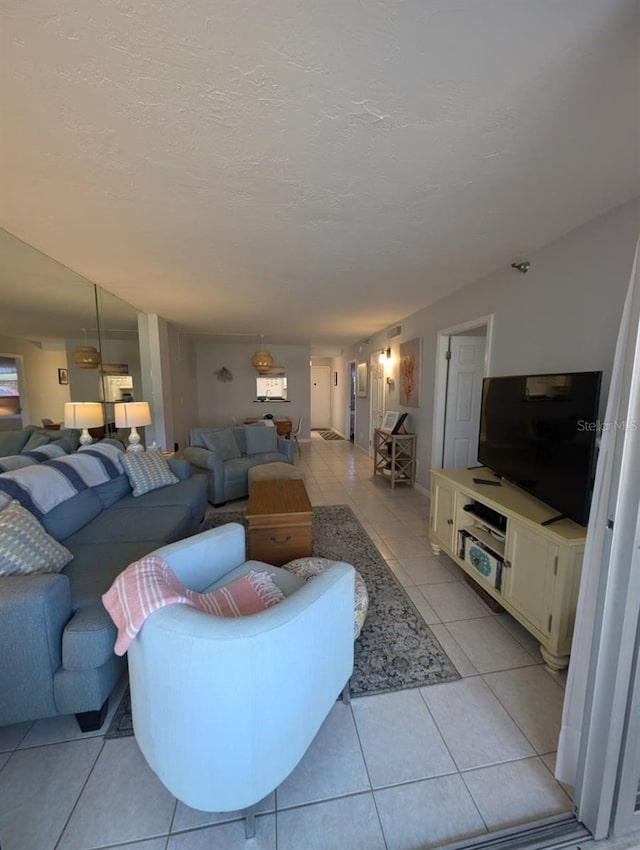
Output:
[{"left": 126, "top": 522, "right": 355, "bottom": 837}]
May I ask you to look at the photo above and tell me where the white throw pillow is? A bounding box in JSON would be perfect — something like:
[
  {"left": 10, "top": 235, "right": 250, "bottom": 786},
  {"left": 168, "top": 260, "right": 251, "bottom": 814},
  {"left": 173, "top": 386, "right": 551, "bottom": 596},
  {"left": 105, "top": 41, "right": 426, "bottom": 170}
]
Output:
[
  {"left": 121, "top": 451, "right": 179, "bottom": 497},
  {"left": 0, "top": 500, "right": 73, "bottom": 576}
]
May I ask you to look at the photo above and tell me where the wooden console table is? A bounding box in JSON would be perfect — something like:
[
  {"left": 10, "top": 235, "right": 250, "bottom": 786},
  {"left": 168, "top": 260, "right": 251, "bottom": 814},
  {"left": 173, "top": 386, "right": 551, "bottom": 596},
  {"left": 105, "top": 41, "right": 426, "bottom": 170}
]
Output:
[{"left": 373, "top": 429, "right": 416, "bottom": 488}]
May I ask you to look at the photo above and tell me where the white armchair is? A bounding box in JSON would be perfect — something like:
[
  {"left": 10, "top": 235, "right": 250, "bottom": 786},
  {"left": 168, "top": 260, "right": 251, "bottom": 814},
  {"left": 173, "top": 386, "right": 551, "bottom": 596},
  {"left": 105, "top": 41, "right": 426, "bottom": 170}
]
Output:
[{"left": 126, "top": 522, "right": 355, "bottom": 837}]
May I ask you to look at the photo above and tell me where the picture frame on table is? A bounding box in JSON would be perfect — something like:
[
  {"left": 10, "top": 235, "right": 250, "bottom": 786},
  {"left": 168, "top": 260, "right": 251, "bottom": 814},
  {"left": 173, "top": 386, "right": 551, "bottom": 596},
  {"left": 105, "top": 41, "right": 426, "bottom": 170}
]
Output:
[
  {"left": 58, "top": 368, "right": 69, "bottom": 385},
  {"left": 391, "top": 412, "right": 408, "bottom": 434},
  {"left": 381, "top": 411, "right": 400, "bottom": 432}
]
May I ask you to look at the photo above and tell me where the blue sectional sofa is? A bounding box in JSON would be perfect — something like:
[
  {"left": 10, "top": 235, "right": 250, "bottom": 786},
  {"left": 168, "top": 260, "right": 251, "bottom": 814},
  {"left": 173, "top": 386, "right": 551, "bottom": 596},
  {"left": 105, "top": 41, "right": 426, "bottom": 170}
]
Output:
[
  {"left": 183, "top": 425, "right": 295, "bottom": 505},
  {"left": 0, "top": 443, "right": 208, "bottom": 731},
  {"left": 0, "top": 425, "right": 82, "bottom": 473}
]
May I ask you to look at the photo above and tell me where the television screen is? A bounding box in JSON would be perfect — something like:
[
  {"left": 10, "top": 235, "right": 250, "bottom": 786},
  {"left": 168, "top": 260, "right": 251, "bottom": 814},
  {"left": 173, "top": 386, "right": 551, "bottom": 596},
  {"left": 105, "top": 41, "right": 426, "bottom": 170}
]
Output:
[{"left": 477, "top": 371, "right": 602, "bottom": 526}]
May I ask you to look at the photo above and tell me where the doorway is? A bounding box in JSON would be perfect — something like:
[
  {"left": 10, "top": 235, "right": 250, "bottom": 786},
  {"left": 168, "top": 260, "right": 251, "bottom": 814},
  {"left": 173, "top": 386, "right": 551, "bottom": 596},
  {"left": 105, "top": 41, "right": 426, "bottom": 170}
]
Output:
[
  {"left": 310, "top": 365, "right": 331, "bottom": 430},
  {"left": 431, "top": 316, "right": 493, "bottom": 470},
  {"left": 348, "top": 362, "right": 356, "bottom": 442},
  {"left": 369, "top": 352, "right": 385, "bottom": 453}
]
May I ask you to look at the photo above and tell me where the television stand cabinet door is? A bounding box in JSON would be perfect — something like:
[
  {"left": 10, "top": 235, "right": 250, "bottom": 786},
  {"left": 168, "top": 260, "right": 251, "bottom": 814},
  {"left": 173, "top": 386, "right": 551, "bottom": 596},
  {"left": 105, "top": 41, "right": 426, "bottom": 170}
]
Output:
[{"left": 429, "top": 467, "right": 587, "bottom": 671}]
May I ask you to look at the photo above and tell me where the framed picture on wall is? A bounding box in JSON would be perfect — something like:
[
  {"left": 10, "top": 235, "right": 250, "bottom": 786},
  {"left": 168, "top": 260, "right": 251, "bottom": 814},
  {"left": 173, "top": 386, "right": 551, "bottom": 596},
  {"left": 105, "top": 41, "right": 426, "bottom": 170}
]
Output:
[
  {"left": 356, "top": 362, "right": 368, "bottom": 397},
  {"left": 58, "top": 368, "right": 69, "bottom": 385},
  {"left": 399, "top": 337, "right": 422, "bottom": 407}
]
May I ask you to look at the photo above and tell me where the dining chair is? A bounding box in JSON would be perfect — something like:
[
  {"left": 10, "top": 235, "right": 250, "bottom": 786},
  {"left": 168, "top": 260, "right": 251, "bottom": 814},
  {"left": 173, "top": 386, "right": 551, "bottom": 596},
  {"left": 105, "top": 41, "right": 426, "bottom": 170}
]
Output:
[{"left": 290, "top": 417, "right": 303, "bottom": 455}]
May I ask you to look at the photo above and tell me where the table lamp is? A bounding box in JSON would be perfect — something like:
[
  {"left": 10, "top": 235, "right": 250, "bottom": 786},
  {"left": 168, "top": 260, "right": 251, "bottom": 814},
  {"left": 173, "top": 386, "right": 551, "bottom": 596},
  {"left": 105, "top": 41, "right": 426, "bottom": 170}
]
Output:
[
  {"left": 64, "top": 402, "right": 104, "bottom": 446},
  {"left": 115, "top": 401, "right": 152, "bottom": 452}
]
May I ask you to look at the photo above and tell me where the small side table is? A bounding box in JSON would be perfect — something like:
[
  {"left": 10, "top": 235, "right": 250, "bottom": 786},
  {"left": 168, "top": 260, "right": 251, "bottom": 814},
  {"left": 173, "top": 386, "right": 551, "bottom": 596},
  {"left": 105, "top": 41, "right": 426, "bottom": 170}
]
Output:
[{"left": 373, "top": 429, "right": 417, "bottom": 488}]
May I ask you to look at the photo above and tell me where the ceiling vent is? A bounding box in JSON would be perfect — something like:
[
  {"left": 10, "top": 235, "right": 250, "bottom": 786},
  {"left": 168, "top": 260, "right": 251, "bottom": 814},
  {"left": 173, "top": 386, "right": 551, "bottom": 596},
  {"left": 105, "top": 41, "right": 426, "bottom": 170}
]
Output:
[{"left": 386, "top": 325, "right": 402, "bottom": 339}]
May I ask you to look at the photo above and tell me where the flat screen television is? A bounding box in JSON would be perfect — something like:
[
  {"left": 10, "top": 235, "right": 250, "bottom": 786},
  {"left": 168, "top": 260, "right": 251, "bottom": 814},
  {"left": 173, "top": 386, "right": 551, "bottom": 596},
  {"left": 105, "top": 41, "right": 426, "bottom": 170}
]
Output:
[{"left": 477, "top": 371, "right": 602, "bottom": 526}]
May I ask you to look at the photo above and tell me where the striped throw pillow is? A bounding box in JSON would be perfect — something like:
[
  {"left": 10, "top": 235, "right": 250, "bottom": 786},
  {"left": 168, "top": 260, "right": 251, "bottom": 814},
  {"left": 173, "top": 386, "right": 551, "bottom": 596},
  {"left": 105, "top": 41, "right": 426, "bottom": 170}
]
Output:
[
  {"left": 0, "top": 500, "right": 73, "bottom": 576},
  {"left": 121, "top": 451, "right": 179, "bottom": 497}
]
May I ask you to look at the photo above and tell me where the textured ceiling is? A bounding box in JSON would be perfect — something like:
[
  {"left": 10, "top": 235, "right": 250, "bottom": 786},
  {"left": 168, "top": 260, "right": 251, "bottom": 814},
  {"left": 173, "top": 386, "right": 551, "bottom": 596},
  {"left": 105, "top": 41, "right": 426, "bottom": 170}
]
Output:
[{"left": 1, "top": 0, "right": 639, "bottom": 349}]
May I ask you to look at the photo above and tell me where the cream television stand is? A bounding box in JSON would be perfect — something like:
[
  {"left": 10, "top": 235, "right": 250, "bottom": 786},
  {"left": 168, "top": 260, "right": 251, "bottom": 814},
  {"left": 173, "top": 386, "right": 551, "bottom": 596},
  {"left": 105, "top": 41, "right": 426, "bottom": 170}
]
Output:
[{"left": 429, "top": 467, "right": 587, "bottom": 671}]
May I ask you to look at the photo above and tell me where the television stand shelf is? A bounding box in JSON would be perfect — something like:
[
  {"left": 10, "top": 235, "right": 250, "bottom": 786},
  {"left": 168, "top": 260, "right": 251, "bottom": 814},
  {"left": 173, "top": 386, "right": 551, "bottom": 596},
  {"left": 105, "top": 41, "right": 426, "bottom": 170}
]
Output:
[{"left": 429, "top": 467, "right": 587, "bottom": 671}]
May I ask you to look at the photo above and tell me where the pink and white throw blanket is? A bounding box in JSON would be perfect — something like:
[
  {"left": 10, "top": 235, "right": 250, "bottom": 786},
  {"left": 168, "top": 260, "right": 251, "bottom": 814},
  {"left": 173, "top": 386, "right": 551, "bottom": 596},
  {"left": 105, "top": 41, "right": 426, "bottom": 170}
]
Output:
[{"left": 102, "top": 555, "right": 284, "bottom": 655}]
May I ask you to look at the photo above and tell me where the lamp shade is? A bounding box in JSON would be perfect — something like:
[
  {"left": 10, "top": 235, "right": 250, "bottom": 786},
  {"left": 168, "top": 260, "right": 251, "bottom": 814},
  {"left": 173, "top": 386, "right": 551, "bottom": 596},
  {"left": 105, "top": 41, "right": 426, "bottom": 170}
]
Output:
[
  {"left": 72, "top": 346, "right": 101, "bottom": 369},
  {"left": 251, "top": 350, "right": 274, "bottom": 373},
  {"left": 114, "top": 401, "right": 151, "bottom": 428},
  {"left": 64, "top": 402, "right": 104, "bottom": 430}
]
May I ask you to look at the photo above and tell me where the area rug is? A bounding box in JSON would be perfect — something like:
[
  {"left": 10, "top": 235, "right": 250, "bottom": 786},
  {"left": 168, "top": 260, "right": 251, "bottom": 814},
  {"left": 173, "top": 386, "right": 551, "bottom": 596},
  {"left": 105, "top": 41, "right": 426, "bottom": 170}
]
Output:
[
  {"left": 105, "top": 505, "right": 459, "bottom": 739},
  {"left": 314, "top": 429, "right": 344, "bottom": 440}
]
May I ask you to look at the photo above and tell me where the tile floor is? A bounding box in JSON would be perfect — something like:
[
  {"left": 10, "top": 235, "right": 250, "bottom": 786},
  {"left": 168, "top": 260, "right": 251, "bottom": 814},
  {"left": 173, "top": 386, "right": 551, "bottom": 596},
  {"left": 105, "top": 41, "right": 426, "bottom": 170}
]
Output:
[{"left": 0, "top": 434, "right": 633, "bottom": 850}]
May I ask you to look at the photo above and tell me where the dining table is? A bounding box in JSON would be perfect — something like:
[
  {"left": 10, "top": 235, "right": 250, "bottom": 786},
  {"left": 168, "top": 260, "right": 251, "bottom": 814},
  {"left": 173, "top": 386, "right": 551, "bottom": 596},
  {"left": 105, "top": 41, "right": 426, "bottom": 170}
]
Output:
[{"left": 244, "top": 417, "right": 292, "bottom": 437}]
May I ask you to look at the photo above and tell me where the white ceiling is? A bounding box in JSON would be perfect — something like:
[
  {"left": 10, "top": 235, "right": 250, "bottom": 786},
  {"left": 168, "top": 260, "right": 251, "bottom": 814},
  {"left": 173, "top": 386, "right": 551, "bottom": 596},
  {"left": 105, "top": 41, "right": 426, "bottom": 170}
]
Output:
[{"left": 1, "top": 0, "right": 639, "bottom": 349}]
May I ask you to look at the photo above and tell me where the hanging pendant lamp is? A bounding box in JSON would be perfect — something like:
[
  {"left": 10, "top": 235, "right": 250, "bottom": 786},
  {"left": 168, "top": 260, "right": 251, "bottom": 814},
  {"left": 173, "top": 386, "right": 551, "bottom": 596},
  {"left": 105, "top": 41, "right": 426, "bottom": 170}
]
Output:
[
  {"left": 251, "top": 335, "right": 273, "bottom": 373},
  {"left": 72, "top": 329, "right": 101, "bottom": 369},
  {"left": 72, "top": 346, "right": 101, "bottom": 369}
]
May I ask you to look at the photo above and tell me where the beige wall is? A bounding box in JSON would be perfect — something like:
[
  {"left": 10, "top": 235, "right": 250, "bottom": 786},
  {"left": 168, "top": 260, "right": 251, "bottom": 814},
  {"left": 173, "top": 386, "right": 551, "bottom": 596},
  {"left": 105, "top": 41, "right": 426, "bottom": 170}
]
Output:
[
  {"left": 167, "top": 327, "right": 199, "bottom": 451},
  {"left": 192, "top": 341, "right": 311, "bottom": 441},
  {"left": 370, "top": 197, "right": 640, "bottom": 491}
]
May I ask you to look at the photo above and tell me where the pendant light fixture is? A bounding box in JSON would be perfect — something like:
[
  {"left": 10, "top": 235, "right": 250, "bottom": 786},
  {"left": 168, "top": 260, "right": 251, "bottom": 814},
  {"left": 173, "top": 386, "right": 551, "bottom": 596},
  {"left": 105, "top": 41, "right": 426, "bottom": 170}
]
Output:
[
  {"left": 251, "top": 335, "right": 274, "bottom": 373},
  {"left": 72, "top": 328, "right": 101, "bottom": 369}
]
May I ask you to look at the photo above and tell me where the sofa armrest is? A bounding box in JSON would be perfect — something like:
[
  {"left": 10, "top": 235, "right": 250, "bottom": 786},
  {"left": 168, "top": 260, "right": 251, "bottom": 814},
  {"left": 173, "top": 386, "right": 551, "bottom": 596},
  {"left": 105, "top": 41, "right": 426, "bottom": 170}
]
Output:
[
  {"left": 182, "top": 446, "right": 224, "bottom": 476},
  {"left": 167, "top": 457, "right": 191, "bottom": 480},
  {"left": 0, "top": 574, "right": 72, "bottom": 724},
  {"left": 182, "top": 446, "right": 226, "bottom": 503},
  {"left": 151, "top": 523, "right": 247, "bottom": 591},
  {"left": 277, "top": 437, "right": 295, "bottom": 463}
]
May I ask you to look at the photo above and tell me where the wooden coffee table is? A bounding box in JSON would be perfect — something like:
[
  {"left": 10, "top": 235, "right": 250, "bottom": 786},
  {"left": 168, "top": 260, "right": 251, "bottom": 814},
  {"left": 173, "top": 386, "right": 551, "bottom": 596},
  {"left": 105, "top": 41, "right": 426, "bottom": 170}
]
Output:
[{"left": 246, "top": 479, "right": 313, "bottom": 565}]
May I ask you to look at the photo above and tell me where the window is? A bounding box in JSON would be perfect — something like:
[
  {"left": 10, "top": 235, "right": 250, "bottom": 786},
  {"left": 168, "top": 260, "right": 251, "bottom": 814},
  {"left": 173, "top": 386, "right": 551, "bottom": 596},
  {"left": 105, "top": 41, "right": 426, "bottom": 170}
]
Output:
[
  {"left": 0, "top": 356, "right": 21, "bottom": 417},
  {"left": 256, "top": 376, "right": 287, "bottom": 400}
]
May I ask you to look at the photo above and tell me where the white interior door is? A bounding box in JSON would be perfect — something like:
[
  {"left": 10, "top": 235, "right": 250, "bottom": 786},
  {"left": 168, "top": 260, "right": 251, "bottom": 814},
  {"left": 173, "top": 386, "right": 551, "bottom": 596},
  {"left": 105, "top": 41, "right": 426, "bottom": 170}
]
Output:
[
  {"left": 369, "top": 355, "right": 384, "bottom": 448},
  {"left": 442, "top": 335, "right": 486, "bottom": 468},
  {"left": 310, "top": 365, "right": 331, "bottom": 429}
]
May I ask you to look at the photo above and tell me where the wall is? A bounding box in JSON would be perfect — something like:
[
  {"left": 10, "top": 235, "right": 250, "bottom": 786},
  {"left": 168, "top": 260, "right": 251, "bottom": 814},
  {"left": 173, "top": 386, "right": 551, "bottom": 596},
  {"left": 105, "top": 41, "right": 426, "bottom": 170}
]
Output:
[
  {"left": 0, "top": 335, "right": 70, "bottom": 427},
  {"left": 193, "top": 342, "right": 311, "bottom": 439},
  {"left": 367, "top": 197, "right": 640, "bottom": 492},
  {"left": 330, "top": 357, "right": 350, "bottom": 438},
  {"left": 167, "top": 328, "right": 199, "bottom": 450},
  {"left": 330, "top": 342, "right": 373, "bottom": 452}
]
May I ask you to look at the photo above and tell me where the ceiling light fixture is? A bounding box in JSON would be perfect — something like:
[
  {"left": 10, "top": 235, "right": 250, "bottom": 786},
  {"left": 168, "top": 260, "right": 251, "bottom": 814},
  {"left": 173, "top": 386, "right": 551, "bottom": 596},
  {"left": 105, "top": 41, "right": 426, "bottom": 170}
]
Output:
[
  {"left": 72, "top": 328, "right": 101, "bottom": 369},
  {"left": 251, "top": 335, "right": 274, "bottom": 373}
]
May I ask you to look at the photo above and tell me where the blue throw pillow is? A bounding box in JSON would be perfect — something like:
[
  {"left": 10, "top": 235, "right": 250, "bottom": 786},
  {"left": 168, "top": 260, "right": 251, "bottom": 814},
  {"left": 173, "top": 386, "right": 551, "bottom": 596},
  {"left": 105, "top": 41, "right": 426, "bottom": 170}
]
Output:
[
  {"left": 121, "top": 452, "right": 179, "bottom": 497},
  {"left": 201, "top": 429, "right": 241, "bottom": 461},
  {"left": 243, "top": 424, "right": 277, "bottom": 455}
]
